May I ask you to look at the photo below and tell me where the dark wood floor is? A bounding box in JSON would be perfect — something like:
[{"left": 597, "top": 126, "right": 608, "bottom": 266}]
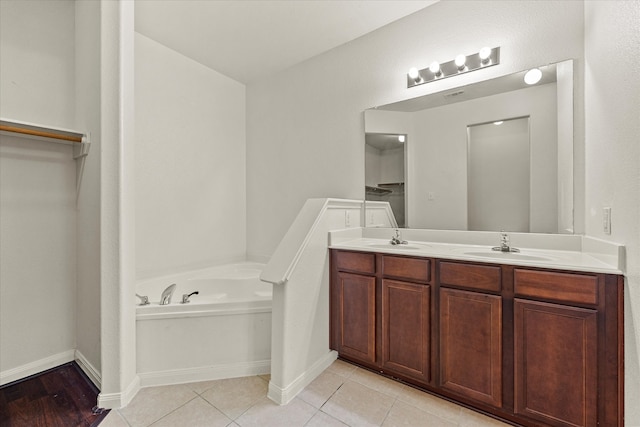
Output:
[{"left": 0, "top": 362, "right": 109, "bottom": 427}]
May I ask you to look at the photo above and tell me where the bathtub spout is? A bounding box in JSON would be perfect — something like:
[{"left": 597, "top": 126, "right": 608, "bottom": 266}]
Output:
[
  {"left": 160, "top": 284, "right": 177, "bottom": 305},
  {"left": 181, "top": 291, "right": 199, "bottom": 304}
]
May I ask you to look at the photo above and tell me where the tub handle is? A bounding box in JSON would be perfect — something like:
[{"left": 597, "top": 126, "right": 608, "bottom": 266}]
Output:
[
  {"left": 136, "top": 294, "right": 150, "bottom": 306},
  {"left": 182, "top": 291, "right": 199, "bottom": 304}
]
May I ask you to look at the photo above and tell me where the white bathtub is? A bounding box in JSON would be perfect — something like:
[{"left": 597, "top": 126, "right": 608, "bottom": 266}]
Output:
[{"left": 135, "top": 262, "right": 272, "bottom": 387}]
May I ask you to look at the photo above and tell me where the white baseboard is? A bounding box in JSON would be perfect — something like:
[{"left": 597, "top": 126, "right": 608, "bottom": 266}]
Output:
[
  {"left": 0, "top": 349, "right": 75, "bottom": 386},
  {"left": 268, "top": 350, "right": 337, "bottom": 405},
  {"left": 137, "top": 359, "right": 271, "bottom": 388},
  {"left": 98, "top": 375, "right": 141, "bottom": 409},
  {"left": 74, "top": 350, "right": 101, "bottom": 390}
]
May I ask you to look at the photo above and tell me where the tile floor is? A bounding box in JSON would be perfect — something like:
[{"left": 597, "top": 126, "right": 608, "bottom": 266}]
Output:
[{"left": 99, "top": 360, "right": 510, "bottom": 427}]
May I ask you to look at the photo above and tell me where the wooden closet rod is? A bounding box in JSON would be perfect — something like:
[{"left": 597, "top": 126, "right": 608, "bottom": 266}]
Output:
[{"left": 0, "top": 124, "right": 83, "bottom": 143}]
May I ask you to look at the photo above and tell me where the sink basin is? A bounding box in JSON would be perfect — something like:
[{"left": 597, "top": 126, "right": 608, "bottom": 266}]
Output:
[
  {"left": 368, "top": 243, "right": 430, "bottom": 250},
  {"left": 461, "top": 251, "right": 554, "bottom": 262}
]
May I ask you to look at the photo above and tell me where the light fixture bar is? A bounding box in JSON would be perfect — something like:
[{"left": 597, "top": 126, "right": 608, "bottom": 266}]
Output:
[{"left": 407, "top": 47, "right": 500, "bottom": 88}]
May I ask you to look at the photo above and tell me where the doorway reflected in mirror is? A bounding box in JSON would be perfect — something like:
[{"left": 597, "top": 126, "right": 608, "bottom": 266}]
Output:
[{"left": 365, "top": 133, "right": 406, "bottom": 227}]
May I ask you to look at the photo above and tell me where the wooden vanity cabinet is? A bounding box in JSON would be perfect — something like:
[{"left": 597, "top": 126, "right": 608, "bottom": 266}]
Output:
[
  {"left": 438, "top": 261, "right": 503, "bottom": 408},
  {"left": 512, "top": 269, "right": 603, "bottom": 427},
  {"left": 329, "top": 249, "right": 624, "bottom": 427},
  {"left": 514, "top": 299, "right": 597, "bottom": 427},
  {"left": 380, "top": 256, "right": 432, "bottom": 384},
  {"left": 330, "top": 250, "right": 433, "bottom": 383},
  {"left": 330, "top": 252, "right": 377, "bottom": 367}
]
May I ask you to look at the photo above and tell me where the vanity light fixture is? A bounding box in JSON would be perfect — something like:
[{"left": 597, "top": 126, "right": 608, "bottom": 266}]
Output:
[
  {"left": 408, "top": 67, "right": 422, "bottom": 84},
  {"left": 479, "top": 47, "right": 492, "bottom": 64},
  {"left": 524, "top": 68, "right": 542, "bottom": 85},
  {"left": 429, "top": 61, "right": 442, "bottom": 77},
  {"left": 407, "top": 46, "right": 500, "bottom": 88}
]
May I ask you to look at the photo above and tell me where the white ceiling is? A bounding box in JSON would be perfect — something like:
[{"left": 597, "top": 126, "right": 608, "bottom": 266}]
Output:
[{"left": 135, "top": 0, "right": 438, "bottom": 84}]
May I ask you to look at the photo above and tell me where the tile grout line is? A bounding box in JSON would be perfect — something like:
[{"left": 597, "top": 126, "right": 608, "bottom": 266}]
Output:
[
  {"left": 144, "top": 394, "right": 201, "bottom": 427},
  {"left": 190, "top": 375, "right": 269, "bottom": 423},
  {"left": 378, "top": 395, "right": 399, "bottom": 427}
]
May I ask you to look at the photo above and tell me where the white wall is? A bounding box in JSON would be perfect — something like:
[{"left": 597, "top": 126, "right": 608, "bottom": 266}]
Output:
[
  {"left": 0, "top": 0, "right": 76, "bottom": 128},
  {"left": 379, "top": 147, "right": 404, "bottom": 184},
  {"left": 0, "top": 0, "right": 78, "bottom": 383},
  {"left": 364, "top": 144, "right": 381, "bottom": 187},
  {"left": 584, "top": 1, "right": 640, "bottom": 424},
  {"left": 246, "top": 0, "right": 586, "bottom": 260},
  {"left": 75, "top": 0, "right": 102, "bottom": 384},
  {"left": 135, "top": 33, "right": 247, "bottom": 279},
  {"left": 365, "top": 145, "right": 404, "bottom": 187}
]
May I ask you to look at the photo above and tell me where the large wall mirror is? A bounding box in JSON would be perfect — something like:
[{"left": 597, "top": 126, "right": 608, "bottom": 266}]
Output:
[{"left": 364, "top": 59, "right": 574, "bottom": 234}]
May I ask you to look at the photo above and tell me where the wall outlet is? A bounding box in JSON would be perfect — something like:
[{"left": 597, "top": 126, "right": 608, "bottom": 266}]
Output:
[{"left": 603, "top": 207, "right": 611, "bottom": 235}]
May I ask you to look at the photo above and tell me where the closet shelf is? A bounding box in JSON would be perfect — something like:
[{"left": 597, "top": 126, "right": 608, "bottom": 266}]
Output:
[
  {"left": 0, "top": 118, "right": 90, "bottom": 158},
  {"left": 365, "top": 185, "right": 393, "bottom": 195},
  {"left": 1, "top": 117, "right": 91, "bottom": 198}
]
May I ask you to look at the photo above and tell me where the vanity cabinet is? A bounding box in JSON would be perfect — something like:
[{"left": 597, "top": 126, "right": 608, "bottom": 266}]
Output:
[
  {"left": 330, "top": 249, "right": 624, "bottom": 427},
  {"left": 380, "top": 255, "right": 431, "bottom": 384},
  {"left": 513, "top": 269, "right": 601, "bottom": 427},
  {"left": 438, "top": 262, "right": 503, "bottom": 407},
  {"left": 330, "top": 251, "right": 432, "bottom": 383},
  {"left": 331, "top": 252, "right": 376, "bottom": 366},
  {"left": 514, "top": 299, "right": 597, "bottom": 427}
]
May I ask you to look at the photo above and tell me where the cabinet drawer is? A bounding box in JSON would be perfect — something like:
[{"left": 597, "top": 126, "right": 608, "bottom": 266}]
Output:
[
  {"left": 514, "top": 269, "right": 598, "bottom": 306},
  {"left": 335, "top": 251, "right": 376, "bottom": 274},
  {"left": 382, "top": 256, "right": 430, "bottom": 282},
  {"left": 439, "top": 262, "right": 501, "bottom": 292}
]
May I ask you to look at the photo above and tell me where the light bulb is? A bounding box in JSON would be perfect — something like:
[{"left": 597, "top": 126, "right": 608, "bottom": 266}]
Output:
[
  {"left": 408, "top": 67, "right": 421, "bottom": 82},
  {"left": 455, "top": 54, "right": 466, "bottom": 70},
  {"left": 524, "top": 68, "right": 542, "bottom": 85},
  {"left": 479, "top": 47, "right": 492, "bottom": 63},
  {"left": 429, "top": 61, "right": 441, "bottom": 76},
  {"left": 398, "top": 135, "right": 405, "bottom": 143}
]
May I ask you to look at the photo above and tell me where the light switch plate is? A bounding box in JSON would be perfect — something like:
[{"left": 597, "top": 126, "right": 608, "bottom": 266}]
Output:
[{"left": 603, "top": 207, "right": 611, "bottom": 235}]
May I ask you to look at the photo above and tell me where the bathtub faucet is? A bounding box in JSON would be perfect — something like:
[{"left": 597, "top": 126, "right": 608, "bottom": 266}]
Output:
[
  {"left": 181, "top": 291, "right": 199, "bottom": 304},
  {"left": 136, "top": 294, "right": 149, "bottom": 306},
  {"left": 160, "top": 284, "right": 177, "bottom": 305}
]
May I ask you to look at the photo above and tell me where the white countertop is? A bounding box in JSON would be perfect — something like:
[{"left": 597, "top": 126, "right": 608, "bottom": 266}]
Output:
[{"left": 329, "top": 229, "right": 624, "bottom": 275}]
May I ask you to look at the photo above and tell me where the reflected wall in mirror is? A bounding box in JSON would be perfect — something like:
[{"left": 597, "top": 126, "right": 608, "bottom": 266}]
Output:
[
  {"left": 364, "top": 60, "right": 574, "bottom": 234},
  {"left": 365, "top": 133, "right": 406, "bottom": 227},
  {"left": 467, "top": 117, "right": 531, "bottom": 232}
]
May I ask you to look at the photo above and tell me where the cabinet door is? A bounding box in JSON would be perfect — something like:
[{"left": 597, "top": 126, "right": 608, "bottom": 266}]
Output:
[
  {"left": 381, "top": 279, "right": 431, "bottom": 383},
  {"left": 333, "top": 271, "right": 376, "bottom": 365},
  {"left": 440, "top": 288, "right": 502, "bottom": 407},
  {"left": 514, "top": 299, "right": 597, "bottom": 427}
]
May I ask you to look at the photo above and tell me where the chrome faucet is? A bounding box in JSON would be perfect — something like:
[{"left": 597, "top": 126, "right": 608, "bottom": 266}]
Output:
[
  {"left": 160, "top": 284, "right": 177, "bottom": 305},
  {"left": 492, "top": 231, "right": 520, "bottom": 253},
  {"left": 390, "top": 229, "right": 408, "bottom": 245},
  {"left": 181, "top": 291, "right": 199, "bottom": 304},
  {"left": 136, "top": 293, "right": 149, "bottom": 306}
]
